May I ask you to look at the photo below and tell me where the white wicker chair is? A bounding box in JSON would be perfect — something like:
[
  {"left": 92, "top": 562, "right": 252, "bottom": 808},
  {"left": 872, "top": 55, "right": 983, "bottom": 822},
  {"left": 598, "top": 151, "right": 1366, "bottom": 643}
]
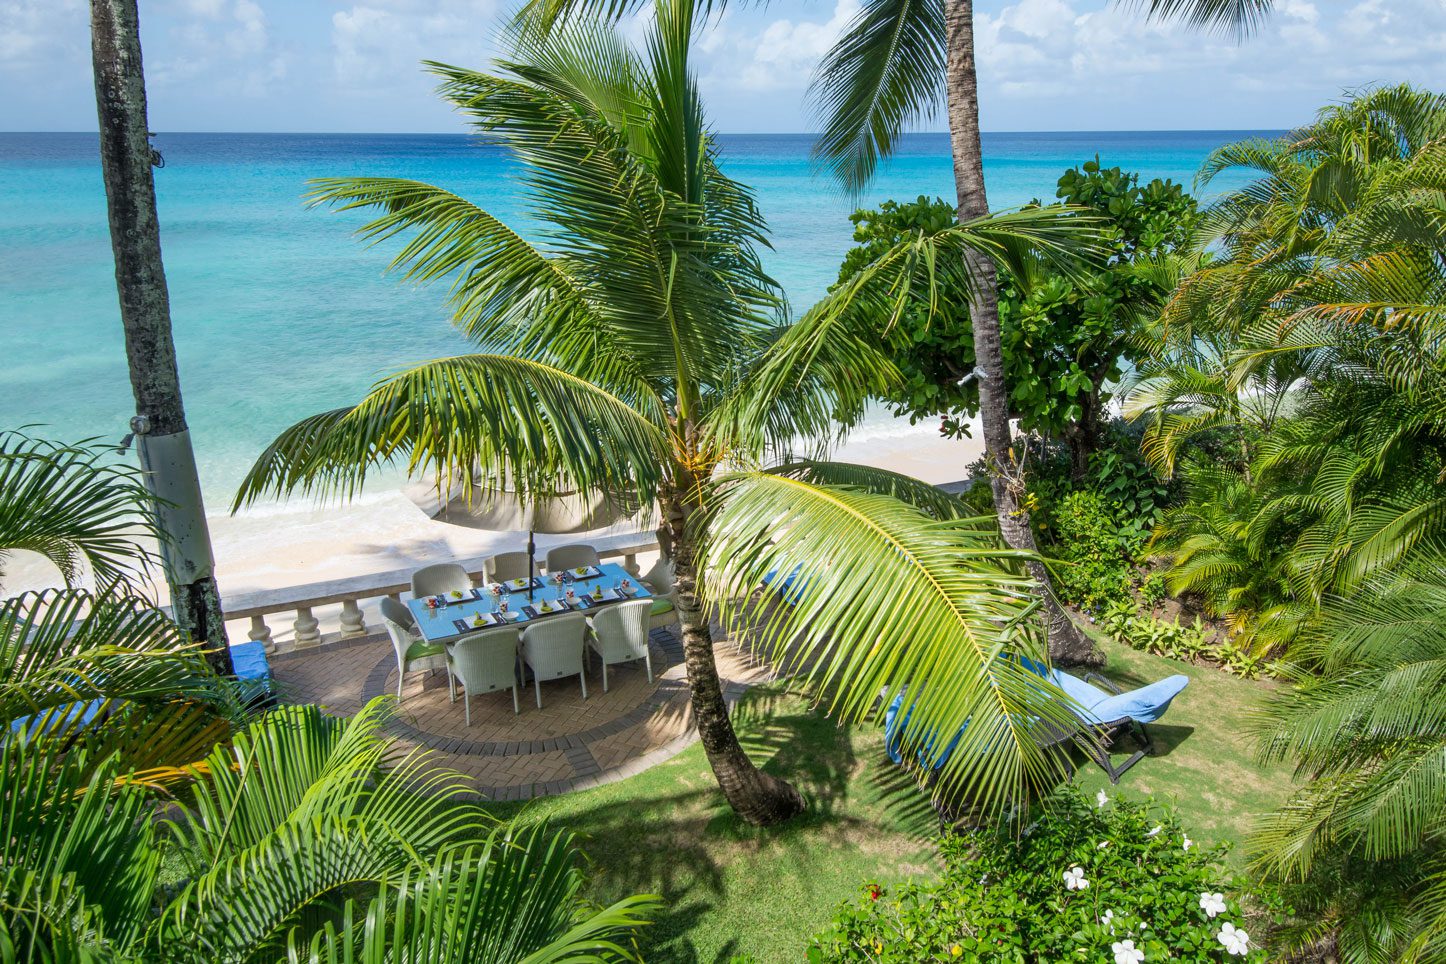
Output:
[
  {"left": 485, "top": 551, "right": 532, "bottom": 584},
  {"left": 586, "top": 598, "right": 653, "bottom": 692},
  {"left": 382, "top": 609, "right": 447, "bottom": 701},
  {"left": 520, "top": 613, "right": 588, "bottom": 708},
  {"left": 544, "top": 544, "right": 601, "bottom": 573},
  {"left": 410, "top": 563, "right": 472, "bottom": 598},
  {"left": 447, "top": 626, "right": 522, "bottom": 722},
  {"left": 639, "top": 555, "right": 679, "bottom": 630}
]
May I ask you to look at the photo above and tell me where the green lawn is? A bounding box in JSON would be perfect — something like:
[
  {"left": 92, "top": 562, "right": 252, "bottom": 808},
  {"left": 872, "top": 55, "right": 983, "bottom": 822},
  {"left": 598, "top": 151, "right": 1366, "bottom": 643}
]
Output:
[{"left": 487, "top": 636, "right": 1296, "bottom": 963}]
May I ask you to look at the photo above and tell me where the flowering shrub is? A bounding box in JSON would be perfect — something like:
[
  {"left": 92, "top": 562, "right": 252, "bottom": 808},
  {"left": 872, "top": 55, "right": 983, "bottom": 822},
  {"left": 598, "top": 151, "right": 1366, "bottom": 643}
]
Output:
[{"left": 807, "top": 787, "right": 1275, "bottom": 962}]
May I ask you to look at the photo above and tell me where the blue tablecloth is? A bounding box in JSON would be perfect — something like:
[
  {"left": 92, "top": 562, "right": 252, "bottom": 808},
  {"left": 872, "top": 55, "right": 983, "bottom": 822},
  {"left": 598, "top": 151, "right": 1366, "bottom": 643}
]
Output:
[{"left": 407, "top": 561, "right": 651, "bottom": 644}]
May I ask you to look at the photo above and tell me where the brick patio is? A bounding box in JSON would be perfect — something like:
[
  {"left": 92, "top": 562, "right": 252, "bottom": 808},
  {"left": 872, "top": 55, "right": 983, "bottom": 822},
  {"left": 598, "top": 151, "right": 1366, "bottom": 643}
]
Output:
[{"left": 269, "top": 621, "right": 774, "bottom": 800}]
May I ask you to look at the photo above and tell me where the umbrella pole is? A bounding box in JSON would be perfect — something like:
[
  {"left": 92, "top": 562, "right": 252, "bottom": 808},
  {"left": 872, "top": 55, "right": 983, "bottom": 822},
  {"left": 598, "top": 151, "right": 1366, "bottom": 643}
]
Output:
[{"left": 527, "top": 528, "right": 536, "bottom": 601}]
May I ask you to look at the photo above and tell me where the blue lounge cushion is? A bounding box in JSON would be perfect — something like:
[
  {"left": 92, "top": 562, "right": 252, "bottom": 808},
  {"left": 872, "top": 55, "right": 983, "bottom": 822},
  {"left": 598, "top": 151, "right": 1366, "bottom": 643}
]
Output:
[
  {"left": 762, "top": 565, "right": 807, "bottom": 605},
  {"left": 230, "top": 640, "right": 272, "bottom": 681},
  {"left": 1078, "top": 673, "right": 1190, "bottom": 725}
]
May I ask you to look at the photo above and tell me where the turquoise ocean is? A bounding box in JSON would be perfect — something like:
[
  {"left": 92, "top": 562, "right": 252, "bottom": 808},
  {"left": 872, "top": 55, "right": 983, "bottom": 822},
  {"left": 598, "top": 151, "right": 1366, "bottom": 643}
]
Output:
[{"left": 0, "top": 131, "right": 1270, "bottom": 503}]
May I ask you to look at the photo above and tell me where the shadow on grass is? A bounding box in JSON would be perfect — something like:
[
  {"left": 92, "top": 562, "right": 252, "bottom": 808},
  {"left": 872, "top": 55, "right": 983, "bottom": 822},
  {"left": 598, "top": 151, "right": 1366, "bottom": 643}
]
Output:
[{"left": 502, "top": 688, "right": 938, "bottom": 962}]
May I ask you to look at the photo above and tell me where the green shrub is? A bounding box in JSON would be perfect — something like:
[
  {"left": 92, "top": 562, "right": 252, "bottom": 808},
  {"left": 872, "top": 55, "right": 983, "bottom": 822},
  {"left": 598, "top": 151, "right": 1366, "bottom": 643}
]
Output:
[
  {"left": 1099, "top": 605, "right": 1270, "bottom": 680},
  {"left": 808, "top": 787, "right": 1273, "bottom": 962},
  {"left": 1046, "top": 490, "right": 1141, "bottom": 611}
]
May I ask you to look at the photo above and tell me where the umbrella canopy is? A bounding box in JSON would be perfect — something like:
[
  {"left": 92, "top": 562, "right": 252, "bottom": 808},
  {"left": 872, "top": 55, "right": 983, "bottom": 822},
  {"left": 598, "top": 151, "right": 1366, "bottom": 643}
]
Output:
[{"left": 404, "top": 478, "right": 644, "bottom": 534}]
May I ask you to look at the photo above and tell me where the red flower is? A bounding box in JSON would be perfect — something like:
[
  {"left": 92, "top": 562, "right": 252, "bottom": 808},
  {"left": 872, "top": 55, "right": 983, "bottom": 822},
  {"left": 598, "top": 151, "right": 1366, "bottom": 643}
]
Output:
[{"left": 867, "top": 885, "right": 881, "bottom": 901}]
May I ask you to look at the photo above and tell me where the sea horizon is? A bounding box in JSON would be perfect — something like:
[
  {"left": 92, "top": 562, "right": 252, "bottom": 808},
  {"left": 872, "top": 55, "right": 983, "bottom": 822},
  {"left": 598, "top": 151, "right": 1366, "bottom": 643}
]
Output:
[{"left": 2, "top": 129, "right": 1274, "bottom": 506}]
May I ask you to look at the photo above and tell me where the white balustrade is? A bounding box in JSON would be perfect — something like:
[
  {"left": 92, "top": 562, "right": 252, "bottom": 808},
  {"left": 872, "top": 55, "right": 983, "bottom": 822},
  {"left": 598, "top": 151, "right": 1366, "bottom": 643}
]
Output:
[{"left": 221, "top": 532, "right": 658, "bottom": 656}]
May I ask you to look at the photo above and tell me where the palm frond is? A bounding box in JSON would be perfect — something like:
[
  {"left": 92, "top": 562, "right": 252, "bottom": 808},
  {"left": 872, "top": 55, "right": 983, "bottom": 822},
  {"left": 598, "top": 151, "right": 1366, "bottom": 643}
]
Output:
[
  {"left": 233, "top": 355, "right": 668, "bottom": 510},
  {"left": 0, "top": 431, "right": 159, "bottom": 591},
  {"left": 809, "top": 0, "right": 945, "bottom": 193},
  {"left": 700, "top": 472, "right": 1087, "bottom": 812}
]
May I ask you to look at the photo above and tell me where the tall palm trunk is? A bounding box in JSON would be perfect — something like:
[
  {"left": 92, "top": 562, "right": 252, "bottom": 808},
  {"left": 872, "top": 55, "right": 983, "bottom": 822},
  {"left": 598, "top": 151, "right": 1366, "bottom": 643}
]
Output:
[
  {"left": 942, "top": 0, "right": 1100, "bottom": 666},
  {"left": 660, "top": 470, "right": 806, "bottom": 827},
  {"left": 90, "top": 0, "right": 232, "bottom": 675}
]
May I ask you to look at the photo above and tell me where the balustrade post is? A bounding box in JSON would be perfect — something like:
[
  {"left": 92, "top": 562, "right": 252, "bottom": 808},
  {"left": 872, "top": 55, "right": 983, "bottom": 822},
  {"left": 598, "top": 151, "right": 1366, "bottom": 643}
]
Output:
[
  {"left": 293, "top": 606, "right": 321, "bottom": 648},
  {"left": 339, "top": 599, "right": 367, "bottom": 637},
  {"left": 247, "top": 614, "right": 275, "bottom": 654}
]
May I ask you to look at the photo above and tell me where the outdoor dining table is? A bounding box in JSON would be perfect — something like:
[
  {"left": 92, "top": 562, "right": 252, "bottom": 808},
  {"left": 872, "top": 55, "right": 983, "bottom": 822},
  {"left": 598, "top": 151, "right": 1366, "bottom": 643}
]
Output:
[{"left": 405, "top": 561, "right": 652, "bottom": 646}]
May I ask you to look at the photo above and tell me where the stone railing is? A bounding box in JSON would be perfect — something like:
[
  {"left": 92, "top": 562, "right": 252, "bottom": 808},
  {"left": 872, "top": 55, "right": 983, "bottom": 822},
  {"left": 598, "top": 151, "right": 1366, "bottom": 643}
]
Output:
[{"left": 224, "top": 530, "right": 662, "bottom": 655}]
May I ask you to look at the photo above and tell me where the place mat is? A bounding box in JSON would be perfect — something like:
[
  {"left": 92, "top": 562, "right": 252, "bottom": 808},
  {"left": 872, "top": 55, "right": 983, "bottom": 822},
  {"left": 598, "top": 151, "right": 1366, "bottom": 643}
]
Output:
[
  {"left": 522, "top": 600, "right": 573, "bottom": 618},
  {"left": 565, "top": 565, "right": 602, "bottom": 580},
  {"left": 502, "top": 577, "right": 544, "bottom": 592},
  {"left": 440, "top": 588, "right": 481, "bottom": 607},
  {"left": 453, "top": 613, "right": 501, "bottom": 633}
]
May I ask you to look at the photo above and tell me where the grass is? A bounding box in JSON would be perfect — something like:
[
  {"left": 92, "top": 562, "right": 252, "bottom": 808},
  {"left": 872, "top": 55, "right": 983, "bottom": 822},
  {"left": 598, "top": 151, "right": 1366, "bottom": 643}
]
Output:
[{"left": 485, "top": 634, "right": 1297, "bottom": 963}]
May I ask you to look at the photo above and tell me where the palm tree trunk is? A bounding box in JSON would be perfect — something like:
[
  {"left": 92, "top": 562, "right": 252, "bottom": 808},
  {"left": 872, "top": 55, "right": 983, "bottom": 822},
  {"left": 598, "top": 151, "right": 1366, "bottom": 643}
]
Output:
[
  {"left": 90, "top": 0, "right": 232, "bottom": 676},
  {"left": 942, "top": 0, "right": 1101, "bottom": 666},
  {"left": 660, "top": 477, "right": 806, "bottom": 827}
]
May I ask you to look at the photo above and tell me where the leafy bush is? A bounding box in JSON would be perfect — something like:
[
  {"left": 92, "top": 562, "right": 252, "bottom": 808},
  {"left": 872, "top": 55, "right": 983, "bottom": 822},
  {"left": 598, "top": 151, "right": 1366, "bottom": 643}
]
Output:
[
  {"left": 1047, "top": 490, "right": 1142, "bottom": 611},
  {"left": 1099, "top": 602, "right": 1270, "bottom": 680},
  {"left": 809, "top": 787, "right": 1273, "bottom": 962}
]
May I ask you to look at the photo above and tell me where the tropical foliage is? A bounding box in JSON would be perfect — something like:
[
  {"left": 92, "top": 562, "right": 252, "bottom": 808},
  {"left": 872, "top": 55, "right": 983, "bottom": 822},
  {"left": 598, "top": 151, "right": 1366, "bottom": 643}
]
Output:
[
  {"left": 1251, "top": 554, "right": 1446, "bottom": 961},
  {"left": 834, "top": 162, "right": 1196, "bottom": 473},
  {"left": 0, "top": 430, "right": 158, "bottom": 591},
  {"left": 1126, "top": 84, "right": 1446, "bottom": 652},
  {"left": 236, "top": 0, "right": 1101, "bottom": 822},
  {"left": 0, "top": 435, "right": 658, "bottom": 961},
  {"left": 808, "top": 786, "right": 1272, "bottom": 962}
]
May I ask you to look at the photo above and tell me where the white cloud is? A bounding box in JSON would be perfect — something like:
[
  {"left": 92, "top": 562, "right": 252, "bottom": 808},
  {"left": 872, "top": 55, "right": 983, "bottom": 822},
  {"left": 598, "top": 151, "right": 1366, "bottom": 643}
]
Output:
[
  {"left": 331, "top": 0, "right": 498, "bottom": 89},
  {"left": 974, "top": 0, "right": 1446, "bottom": 108},
  {"left": 0, "top": 0, "right": 85, "bottom": 70},
  {"left": 150, "top": 0, "right": 287, "bottom": 97}
]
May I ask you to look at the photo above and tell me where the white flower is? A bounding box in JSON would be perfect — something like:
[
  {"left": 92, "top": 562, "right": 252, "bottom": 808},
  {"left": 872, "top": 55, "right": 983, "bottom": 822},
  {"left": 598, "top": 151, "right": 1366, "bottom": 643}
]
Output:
[
  {"left": 1111, "top": 938, "right": 1145, "bottom": 964},
  {"left": 1063, "top": 866, "right": 1089, "bottom": 891},
  {"left": 1097, "top": 840, "right": 1111, "bottom": 850},
  {"left": 1096, "top": 789, "right": 1109, "bottom": 808},
  {"left": 1101, "top": 909, "right": 1115, "bottom": 933},
  {"left": 1183, "top": 836, "right": 1194, "bottom": 851},
  {"left": 1146, "top": 824, "right": 1163, "bottom": 838},
  {"left": 1199, "top": 892, "right": 1227, "bottom": 918},
  {"left": 1218, "top": 922, "right": 1251, "bottom": 956}
]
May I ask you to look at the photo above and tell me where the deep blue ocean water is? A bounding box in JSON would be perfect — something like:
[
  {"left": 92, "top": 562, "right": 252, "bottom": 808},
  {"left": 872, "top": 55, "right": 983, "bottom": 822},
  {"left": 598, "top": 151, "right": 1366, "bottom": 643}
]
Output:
[{"left": 0, "top": 130, "right": 1272, "bottom": 499}]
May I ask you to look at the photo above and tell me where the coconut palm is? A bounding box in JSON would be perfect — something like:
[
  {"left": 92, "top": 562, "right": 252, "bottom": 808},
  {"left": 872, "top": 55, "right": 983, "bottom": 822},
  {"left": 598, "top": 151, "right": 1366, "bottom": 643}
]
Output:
[
  {"left": 90, "top": 0, "right": 230, "bottom": 672},
  {"left": 236, "top": 0, "right": 1096, "bottom": 825},
  {"left": 805, "top": 0, "right": 1281, "bottom": 663}
]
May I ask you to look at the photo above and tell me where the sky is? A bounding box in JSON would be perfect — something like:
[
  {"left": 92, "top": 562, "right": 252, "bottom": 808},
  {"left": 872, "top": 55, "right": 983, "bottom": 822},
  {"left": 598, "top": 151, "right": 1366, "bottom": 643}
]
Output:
[{"left": 2, "top": 0, "right": 1443, "bottom": 133}]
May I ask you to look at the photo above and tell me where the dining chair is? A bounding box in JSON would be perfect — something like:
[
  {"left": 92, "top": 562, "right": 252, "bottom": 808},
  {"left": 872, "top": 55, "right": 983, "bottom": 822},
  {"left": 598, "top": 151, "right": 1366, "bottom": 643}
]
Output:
[
  {"left": 640, "top": 554, "right": 679, "bottom": 629},
  {"left": 381, "top": 607, "right": 447, "bottom": 701},
  {"left": 411, "top": 563, "right": 472, "bottom": 598},
  {"left": 520, "top": 613, "right": 588, "bottom": 708},
  {"left": 448, "top": 626, "right": 522, "bottom": 722},
  {"left": 586, "top": 598, "right": 653, "bottom": 692},
  {"left": 485, "top": 551, "right": 532, "bottom": 584},
  {"left": 545, "top": 544, "right": 601, "bottom": 573},
  {"left": 380, "top": 596, "right": 420, "bottom": 635}
]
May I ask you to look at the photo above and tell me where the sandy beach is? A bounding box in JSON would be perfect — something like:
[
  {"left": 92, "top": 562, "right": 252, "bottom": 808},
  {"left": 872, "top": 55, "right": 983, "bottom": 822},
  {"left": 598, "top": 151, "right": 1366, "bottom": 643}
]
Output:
[{"left": 6, "top": 415, "right": 983, "bottom": 646}]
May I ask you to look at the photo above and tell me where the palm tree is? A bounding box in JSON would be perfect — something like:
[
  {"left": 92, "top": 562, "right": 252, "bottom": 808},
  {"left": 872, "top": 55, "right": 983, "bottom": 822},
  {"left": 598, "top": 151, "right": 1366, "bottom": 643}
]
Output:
[
  {"left": 236, "top": 0, "right": 1094, "bottom": 825},
  {"left": 89, "top": 0, "right": 231, "bottom": 675},
  {"left": 809, "top": 0, "right": 1283, "bottom": 663}
]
